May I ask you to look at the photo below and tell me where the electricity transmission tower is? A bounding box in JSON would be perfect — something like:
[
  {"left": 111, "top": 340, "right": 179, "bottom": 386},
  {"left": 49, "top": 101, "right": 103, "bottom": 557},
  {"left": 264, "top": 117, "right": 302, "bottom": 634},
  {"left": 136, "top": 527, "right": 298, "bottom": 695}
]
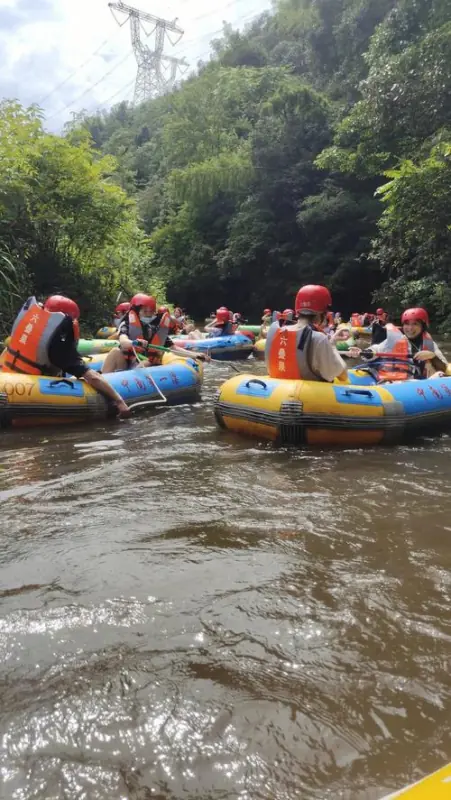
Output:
[{"left": 109, "top": 1, "right": 188, "bottom": 104}]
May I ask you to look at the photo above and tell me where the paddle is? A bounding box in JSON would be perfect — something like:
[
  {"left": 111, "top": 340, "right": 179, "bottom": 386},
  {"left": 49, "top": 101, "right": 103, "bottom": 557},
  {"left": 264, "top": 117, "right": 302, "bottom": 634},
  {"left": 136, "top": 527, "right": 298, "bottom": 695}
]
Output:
[{"left": 133, "top": 340, "right": 242, "bottom": 372}]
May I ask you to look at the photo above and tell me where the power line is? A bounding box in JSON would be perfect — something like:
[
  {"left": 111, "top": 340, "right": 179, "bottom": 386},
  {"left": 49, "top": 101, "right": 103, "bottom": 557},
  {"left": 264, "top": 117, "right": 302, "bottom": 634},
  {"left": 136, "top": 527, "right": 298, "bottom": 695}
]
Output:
[
  {"left": 38, "top": 32, "right": 121, "bottom": 104},
  {"left": 46, "top": 50, "right": 135, "bottom": 121},
  {"left": 45, "top": 1, "right": 271, "bottom": 122}
]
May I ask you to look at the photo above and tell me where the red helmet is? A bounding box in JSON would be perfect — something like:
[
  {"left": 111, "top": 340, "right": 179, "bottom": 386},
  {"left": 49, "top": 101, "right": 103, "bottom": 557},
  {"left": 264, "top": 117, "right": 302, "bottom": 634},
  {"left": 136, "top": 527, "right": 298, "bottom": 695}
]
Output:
[
  {"left": 131, "top": 293, "right": 156, "bottom": 311},
  {"left": 44, "top": 295, "right": 80, "bottom": 320},
  {"left": 216, "top": 307, "right": 230, "bottom": 324},
  {"left": 158, "top": 306, "right": 169, "bottom": 314},
  {"left": 115, "top": 301, "right": 130, "bottom": 315},
  {"left": 263, "top": 308, "right": 271, "bottom": 316},
  {"left": 401, "top": 307, "right": 429, "bottom": 327},
  {"left": 376, "top": 307, "right": 385, "bottom": 316},
  {"left": 295, "top": 285, "right": 332, "bottom": 315}
]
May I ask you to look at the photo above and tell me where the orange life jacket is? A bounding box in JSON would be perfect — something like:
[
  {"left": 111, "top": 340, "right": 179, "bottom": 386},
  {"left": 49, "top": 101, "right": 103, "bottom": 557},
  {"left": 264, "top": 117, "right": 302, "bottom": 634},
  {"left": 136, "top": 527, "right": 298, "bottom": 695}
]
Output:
[
  {"left": 370, "top": 329, "right": 434, "bottom": 381},
  {"left": 265, "top": 321, "right": 326, "bottom": 380},
  {"left": 127, "top": 309, "right": 170, "bottom": 345},
  {"left": 3, "top": 297, "right": 65, "bottom": 375},
  {"left": 146, "top": 311, "right": 171, "bottom": 365}
]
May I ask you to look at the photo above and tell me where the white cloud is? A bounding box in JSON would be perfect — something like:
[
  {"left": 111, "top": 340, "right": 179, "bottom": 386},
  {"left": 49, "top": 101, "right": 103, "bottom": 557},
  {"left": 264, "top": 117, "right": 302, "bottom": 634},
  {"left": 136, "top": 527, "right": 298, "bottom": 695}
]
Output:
[{"left": 0, "top": 0, "right": 271, "bottom": 131}]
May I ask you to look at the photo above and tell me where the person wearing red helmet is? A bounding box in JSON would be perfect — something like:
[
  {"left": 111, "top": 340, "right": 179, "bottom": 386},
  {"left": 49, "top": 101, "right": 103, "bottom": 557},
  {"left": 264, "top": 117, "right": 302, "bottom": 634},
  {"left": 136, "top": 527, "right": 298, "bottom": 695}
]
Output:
[
  {"left": 259, "top": 309, "right": 273, "bottom": 338},
  {"left": 232, "top": 311, "right": 247, "bottom": 327},
  {"left": 2, "top": 295, "right": 130, "bottom": 416},
  {"left": 356, "top": 307, "right": 447, "bottom": 381},
  {"left": 103, "top": 294, "right": 208, "bottom": 372},
  {"left": 113, "top": 301, "right": 131, "bottom": 330},
  {"left": 281, "top": 309, "right": 295, "bottom": 324},
  {"left": 370, "top": 307, "right": 390, "bottom": 345},
  {"left": 265, "top": 285, "right": 347, "bottom": 382},
  {"left": 205, "top": 307, "right": 234, "bottom": 337}
]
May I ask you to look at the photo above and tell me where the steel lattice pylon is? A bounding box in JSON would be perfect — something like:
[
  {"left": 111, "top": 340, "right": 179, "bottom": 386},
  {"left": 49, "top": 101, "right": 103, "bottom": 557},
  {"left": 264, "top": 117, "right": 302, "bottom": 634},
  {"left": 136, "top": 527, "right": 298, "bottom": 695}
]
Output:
[{"left": 109, "top": 1, "right": 188, "bottom": 104}]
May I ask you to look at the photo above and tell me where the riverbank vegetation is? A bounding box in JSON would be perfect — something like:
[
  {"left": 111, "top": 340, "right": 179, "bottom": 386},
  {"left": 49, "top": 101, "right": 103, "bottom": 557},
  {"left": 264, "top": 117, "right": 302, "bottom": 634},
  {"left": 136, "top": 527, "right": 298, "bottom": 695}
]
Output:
[{"left": 1, "top": 0, "right": 450, "bottom": 331}]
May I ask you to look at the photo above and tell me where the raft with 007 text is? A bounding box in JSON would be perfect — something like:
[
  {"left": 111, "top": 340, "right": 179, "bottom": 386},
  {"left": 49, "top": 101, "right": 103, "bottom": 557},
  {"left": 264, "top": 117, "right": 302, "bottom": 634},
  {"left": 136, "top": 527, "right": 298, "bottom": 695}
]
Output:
[
  {"left": 0, "top": 356, "right": 203, "bottom": 428},
  {"left": 214, "top": 369, "right": 451, "bottom": 447}
]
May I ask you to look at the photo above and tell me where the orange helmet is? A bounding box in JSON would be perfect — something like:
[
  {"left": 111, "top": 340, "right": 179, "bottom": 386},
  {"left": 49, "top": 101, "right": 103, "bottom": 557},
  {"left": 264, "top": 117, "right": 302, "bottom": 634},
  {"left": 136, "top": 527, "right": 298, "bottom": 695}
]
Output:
[
  {"left": 401, "top": 307, "right": 429, "bottom": 327},
  {"left": 295, "top": 285, "right": 332, "bottom": 315},
  {"left": 131, "top": 293, "right": 156, "bottom": 311},
  {"left": 44, "top": 295, "right": 80, "bottom": 320}
]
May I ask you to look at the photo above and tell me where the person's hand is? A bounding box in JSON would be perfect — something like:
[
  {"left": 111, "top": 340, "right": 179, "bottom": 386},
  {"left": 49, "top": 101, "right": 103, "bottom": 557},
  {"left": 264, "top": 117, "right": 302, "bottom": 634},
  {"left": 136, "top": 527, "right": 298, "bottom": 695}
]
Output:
[
  {"left": 195, "top": 353, "right": 210, "bottom": 362},
  {"left": 414, "top": 350, "right": 435, "bottom": 362},
  {"left": 430, "top": 371, "right": 445, "bottom": 378},
  {"left": 120, "top": 337, "right": 134, "bottom": 352},
  {"left": 348, "top": 347, "right": 361, "bottom": 358},
  {"left": 116, "top": 399, "right": 131, "bottom": 417}
]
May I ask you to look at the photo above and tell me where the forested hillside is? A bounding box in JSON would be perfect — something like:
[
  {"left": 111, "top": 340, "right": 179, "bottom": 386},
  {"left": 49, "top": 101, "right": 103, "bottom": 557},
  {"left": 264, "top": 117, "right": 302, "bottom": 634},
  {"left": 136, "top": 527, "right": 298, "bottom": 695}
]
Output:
[{"left": 2, "top": 0, "right": 451, "bottom": 330}]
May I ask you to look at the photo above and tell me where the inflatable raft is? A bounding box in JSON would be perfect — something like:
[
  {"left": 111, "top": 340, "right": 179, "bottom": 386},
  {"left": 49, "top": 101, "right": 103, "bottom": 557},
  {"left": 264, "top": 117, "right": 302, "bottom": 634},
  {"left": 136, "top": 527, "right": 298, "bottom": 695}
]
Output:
[
  {"left": 173, "top": 333, "right": 253, "bottom": 361},
  {"left": 0, "top": 357, "right": 203, "bottom": 428},
  {"left": 214, "top": 370, "right": 451, "bottom": 447},
  {"left": 352, "top": 325, "right": 372, "bottom": 339},
  {"left": 380, "top": 761, "right": 451, "bottom": 798},
  {"left": 237, "top": 324, "right": 261, "bottom": 336},
  {"left": 82, "top": 351, "right": 176, "bottom": 373},
  {"left": 96, "top": 326, "right": 116, "bottom": 338},
  {"left": 253, "top": 339, "right": 265, "bottom": 360},
  {"left": 78, "top": 339, "right": 118, "bottom": 356}
]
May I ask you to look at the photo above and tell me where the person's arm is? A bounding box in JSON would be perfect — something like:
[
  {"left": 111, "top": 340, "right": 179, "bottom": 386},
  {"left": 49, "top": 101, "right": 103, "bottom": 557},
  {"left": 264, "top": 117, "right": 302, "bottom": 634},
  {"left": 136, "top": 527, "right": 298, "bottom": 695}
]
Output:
[
  {"left": 430, "top": 342, "right": 448, "bottom": 371},
  {"left": 314, "top": 339, "right": 348, "bottom": 382},
  {"left": 169, "top": 345, "right": 210, "bottom": 361},
  {"left": 117, "top": 319, "right": 134, "bottom": 349},
  {"left": 48, "top": 319, "right": 130, "bottom": 416}
]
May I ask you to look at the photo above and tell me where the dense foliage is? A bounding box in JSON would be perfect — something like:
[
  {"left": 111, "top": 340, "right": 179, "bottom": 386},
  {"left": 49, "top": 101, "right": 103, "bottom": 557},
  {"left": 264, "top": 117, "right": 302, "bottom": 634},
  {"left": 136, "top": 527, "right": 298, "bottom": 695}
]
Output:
[
  {"left": 0, "top": 101, "right": 160, "bottom": 334},
  {"left": 2, "top": 0, "right": 451, "bottom": 328}
]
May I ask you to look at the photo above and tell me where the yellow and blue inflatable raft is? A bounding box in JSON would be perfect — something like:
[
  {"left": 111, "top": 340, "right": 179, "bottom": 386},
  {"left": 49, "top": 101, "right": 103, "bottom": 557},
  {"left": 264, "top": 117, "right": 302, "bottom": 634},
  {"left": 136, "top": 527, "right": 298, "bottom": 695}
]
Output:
[
  {"left": 380, "top": 761, "right": 451, "bottom": 798},
  {"left": 0, "top": 356, "right": 203, "bottom": 428},
  {"left": 215, "top": 370, "right": 451, "bottom": 447}
]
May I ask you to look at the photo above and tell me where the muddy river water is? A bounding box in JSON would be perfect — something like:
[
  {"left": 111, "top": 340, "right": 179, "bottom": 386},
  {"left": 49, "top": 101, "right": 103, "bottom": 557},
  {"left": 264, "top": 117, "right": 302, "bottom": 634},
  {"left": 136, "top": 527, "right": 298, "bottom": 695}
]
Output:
[{"left": 0, "top": 355, "right": 450, "bottom": 799}]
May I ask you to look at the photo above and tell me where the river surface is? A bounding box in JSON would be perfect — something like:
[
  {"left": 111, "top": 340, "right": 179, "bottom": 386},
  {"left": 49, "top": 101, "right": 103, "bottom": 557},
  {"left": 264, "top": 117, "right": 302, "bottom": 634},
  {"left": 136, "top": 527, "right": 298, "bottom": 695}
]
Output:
[{"left": 1, "top": 355, "right": 451, "bottom": 800}]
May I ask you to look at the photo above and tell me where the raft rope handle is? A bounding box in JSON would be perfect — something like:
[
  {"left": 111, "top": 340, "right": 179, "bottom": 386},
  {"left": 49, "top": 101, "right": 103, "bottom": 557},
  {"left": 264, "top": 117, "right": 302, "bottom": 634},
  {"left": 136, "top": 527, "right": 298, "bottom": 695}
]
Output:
[
  {"left": 245, "top": 379, "right": 267, "bottom": 389},
  {"left": 49, "top": 379, "right": 76, "bottom": 389},
  {"left": 343, "top": 389, "right": 374, "bottom": 398}
]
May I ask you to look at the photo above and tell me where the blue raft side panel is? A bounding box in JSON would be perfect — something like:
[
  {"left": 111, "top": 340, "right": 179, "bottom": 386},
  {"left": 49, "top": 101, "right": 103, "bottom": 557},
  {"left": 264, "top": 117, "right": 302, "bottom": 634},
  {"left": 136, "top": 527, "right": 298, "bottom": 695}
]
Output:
[
  {"left": 386, "top": 377, "right": 451, "bottom": 418},
  {"left": 347, "top": 370, "right": 451, "bottom": 418},
  {"left": 104, "top": 360, "right": 201, "bottom": 405},
  {"left": 39, "top": 379, "right": 85, "bottom": 398},
  {"left": 175, "top": 334, "right": 253, "bottom": 361}
]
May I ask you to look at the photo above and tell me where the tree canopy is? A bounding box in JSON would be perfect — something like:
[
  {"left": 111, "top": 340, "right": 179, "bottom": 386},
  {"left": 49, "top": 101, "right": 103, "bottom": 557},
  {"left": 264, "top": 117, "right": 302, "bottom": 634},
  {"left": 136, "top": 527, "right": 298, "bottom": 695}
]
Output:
[{"left": 2, "top": 0, "right": 451, "bottom": 328}]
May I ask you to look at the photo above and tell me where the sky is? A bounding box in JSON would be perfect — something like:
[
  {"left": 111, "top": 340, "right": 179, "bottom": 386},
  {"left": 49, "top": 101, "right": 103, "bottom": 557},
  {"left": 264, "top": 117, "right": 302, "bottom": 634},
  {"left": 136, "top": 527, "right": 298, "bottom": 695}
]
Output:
[{"left": 0, "top": 0, "right": 272, "bottom": 131}]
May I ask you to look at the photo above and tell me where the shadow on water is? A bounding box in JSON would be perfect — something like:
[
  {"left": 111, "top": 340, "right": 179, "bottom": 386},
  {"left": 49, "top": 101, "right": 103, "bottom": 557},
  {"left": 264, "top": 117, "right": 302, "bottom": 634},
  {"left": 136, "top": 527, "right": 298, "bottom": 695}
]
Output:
[{"left": 0, "top": 357, "right": 451, "bottom": 798}]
